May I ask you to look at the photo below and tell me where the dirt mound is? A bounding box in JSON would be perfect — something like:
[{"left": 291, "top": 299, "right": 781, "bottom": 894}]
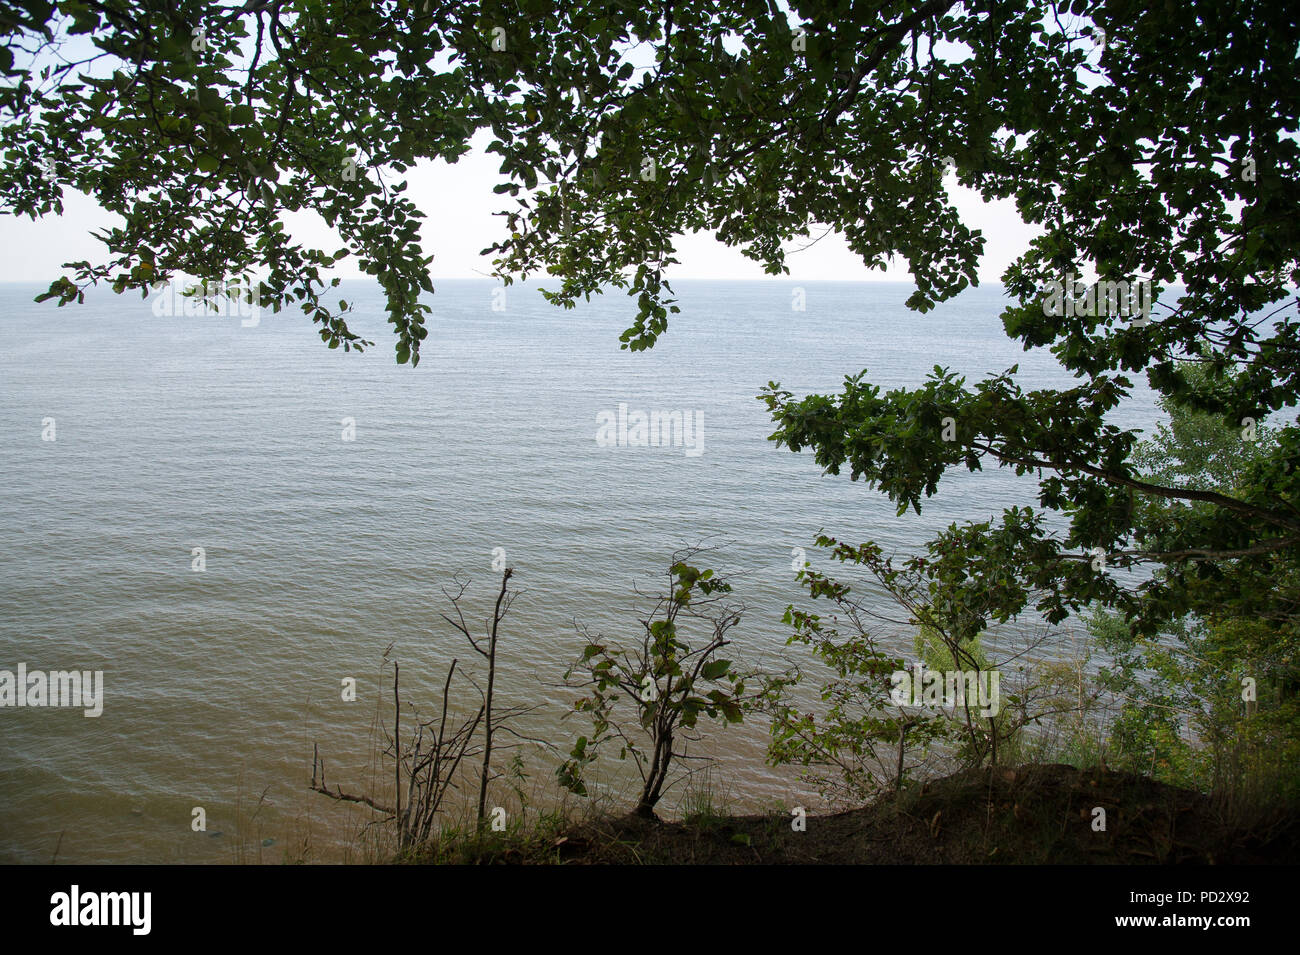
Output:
[{"left": 538, "top": 764, "right": 1299, "bottom": 864}]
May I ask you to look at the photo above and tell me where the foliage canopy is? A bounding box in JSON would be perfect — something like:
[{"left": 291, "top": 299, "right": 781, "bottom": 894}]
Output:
[{"left": 4, "top": 0, "right": 1298, "bottom": 636}]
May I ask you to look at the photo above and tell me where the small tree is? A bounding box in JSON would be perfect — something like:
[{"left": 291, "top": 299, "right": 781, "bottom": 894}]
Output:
[
  {"left": 439, "top": 567, "right": 525, "bottom": 829},
  {"left": 311, "top": 656, "right": 483, "bottom": 853},
  {"left": 312, "top": 568, "right": 538, "bottom": 851},
  {"left": 759, "top": 562, "right": 948, "bottom": 803},
  {"left": 763, "top": 535, "right": 1096, "bottom": 802},
  {"left": 557, "top": 553, "right": 750, "bottom": 818},
  {"left": 794, "top": 534, "right": 1009, "bottom": 766}
]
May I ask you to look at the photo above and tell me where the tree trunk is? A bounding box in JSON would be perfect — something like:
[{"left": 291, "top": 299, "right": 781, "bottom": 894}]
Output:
[{"left": 477, "top": 567, "right": 512, "bottom": 827}]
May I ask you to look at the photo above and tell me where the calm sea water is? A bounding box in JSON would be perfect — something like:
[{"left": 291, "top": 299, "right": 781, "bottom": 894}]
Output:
[{"left": 0, "top": 279, "right": 1158, "bottom": 862}]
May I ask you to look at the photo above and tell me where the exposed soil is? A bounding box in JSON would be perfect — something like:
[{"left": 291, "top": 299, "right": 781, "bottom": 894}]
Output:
[{"left": 482, "top": 764, "right": 1299, "bottom": 864}]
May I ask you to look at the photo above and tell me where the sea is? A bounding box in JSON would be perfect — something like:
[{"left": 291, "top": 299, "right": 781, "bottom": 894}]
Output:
[{"left": 0, "top": 278, "right": 1160, "bottom": 862}]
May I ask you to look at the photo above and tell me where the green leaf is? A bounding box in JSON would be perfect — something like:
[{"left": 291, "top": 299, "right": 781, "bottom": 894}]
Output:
[{"left": 702, "top": 659, "right": 732, "bottom": 680}]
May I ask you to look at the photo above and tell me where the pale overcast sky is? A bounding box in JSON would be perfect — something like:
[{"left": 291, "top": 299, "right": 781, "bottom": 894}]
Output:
[{"left": 0, "top": 130, "right": 1040, "bottom": 285}]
